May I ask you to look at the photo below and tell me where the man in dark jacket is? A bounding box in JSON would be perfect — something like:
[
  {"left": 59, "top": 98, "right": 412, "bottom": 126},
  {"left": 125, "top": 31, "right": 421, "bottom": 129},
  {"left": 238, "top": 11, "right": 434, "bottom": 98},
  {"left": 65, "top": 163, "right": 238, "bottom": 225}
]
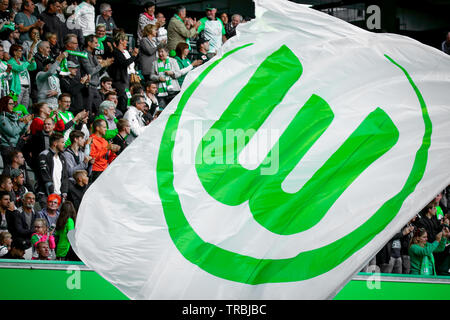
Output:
[
  {"left": 6, "top": 192, "right": 37, "bottom": 249},
  {"left": 60, "top": 60, "right": 89, "bottom": 115},
  {"left": 67, "top": 169, "right": 89, "bottom": 211},
  {"left": 40, "top": 0, "right": 68, "bottom": 49}
]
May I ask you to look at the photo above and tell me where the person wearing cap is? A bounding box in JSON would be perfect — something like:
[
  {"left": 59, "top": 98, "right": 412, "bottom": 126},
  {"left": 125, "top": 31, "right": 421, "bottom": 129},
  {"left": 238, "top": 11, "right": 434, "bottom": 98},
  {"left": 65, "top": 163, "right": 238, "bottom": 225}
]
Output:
[
  {"left": 59, "top": 60, "right": 89, "bottom": 115},
  {"left": 94, "top": 100, "right": 118, "bottom": 141},
  {"left": 167, "top": 5, "right": 201, "bottom": 54},
  {"left": 137, "top": 1, "right": 156, "bottom": 45},
  {"left": 197, "top": 5, "right": 227, "bottom": 55},
  {"left": 0, "top": 239, "right": 27, "bottom": 259},
  {"left": 36, "top": 51, "right": 67, "bottom": 110},
  {"left": 193, "top": 37, "right": 214, "bottom": 64}
]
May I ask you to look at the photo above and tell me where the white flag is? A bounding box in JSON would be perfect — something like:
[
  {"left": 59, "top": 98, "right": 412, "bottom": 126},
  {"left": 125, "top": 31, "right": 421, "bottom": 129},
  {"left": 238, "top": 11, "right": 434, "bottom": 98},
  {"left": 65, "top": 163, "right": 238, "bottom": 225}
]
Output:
[{"left": 70, "top": 0, "right": 450, "bottom": 299}]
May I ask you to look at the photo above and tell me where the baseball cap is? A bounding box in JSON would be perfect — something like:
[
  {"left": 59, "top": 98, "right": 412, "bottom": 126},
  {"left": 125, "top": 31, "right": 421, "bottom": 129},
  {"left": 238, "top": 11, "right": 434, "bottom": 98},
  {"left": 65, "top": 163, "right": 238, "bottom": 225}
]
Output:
[
  {"left": 205, "top": 4, "right": 216, "bottom": 10},
  {"left": 196, "top": 37, "right": 209, "bottom": 48}
]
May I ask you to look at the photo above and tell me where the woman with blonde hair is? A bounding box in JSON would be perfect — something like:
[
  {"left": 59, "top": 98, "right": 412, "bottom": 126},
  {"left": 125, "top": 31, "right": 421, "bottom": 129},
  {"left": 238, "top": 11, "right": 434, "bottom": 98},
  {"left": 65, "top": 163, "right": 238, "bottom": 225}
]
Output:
[{"left": 139, "top": 24, "right": 158, "bottom": 82}]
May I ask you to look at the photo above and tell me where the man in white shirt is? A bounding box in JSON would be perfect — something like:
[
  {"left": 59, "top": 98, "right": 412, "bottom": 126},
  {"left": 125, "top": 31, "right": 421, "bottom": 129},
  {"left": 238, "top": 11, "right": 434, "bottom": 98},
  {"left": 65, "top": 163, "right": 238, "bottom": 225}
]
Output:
[
  {"left": 123, "top": 94, "right": 147, "bottom": 144},
  {"left": 67, "top": 0, "right": 96, "bottom": 36}
]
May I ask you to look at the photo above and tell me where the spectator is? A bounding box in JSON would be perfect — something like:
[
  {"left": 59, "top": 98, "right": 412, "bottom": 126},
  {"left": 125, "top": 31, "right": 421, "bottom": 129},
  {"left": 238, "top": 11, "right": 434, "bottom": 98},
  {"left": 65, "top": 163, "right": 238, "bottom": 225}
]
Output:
[
  {"left": 442, "top": 31, "right": 450, "bottom": 55},
  {"left": 0, "top": 0, "right": 10, "bottom": 42},
  {"left": 167, "top": 5, "right": 200, "bottom": 54},
  {"left": 8, "top": 43, "right": 36, "bottom": 109},
  {"left": 95, "top": 100, "right": 118, "bottom": 141},
  {"left": 0, "top": 174, "right": 16, "bottom": 207},
  {"left": 111, "top": 118, "right": 129, "bottom": 156},
  {"left": 2, "top": 26, "right": 20, "bottom": 54},
  {"left": 143, "top": 80, "right": 158, "bottom": 116},
  {"left": 36, "top": 52, "right": 66, "bottom": 110},
  {"left": 174, "top": 42, "right": 202, "bottom": 87},
  {"left": 29, "top": 102, "right": 54, "bottom": 135},
  {"left": 136, "top": 1, "right": 156, "bottom": 45},
  {"left": 433, "top": 192, "right": 447, "bottom": 221},
  {"left": 0, "top": 95, "right": 32, "bottom": 164},
  {"left": 89, "top": 118, "right": 119, "bottom": 182},
  {"left": 10, "top": 0, "right": 22, "bottom": 15},
  {"left": 0, "top": 43, "right": 12, "bottom": 97},
  {"left": 63, "top": 129, "right": 92, "bottom": 178},
  {"left": 36, "top": 193, "right": 60, "bottom": 228},
  {"left": 225, "top": 14, "right": 242, "bottom": 39},
  {"left": 98, "top": 75, "right": 112, "bottom": 100},
  {"left": 55, "top": 200, "right": 78, "bottom": 260},
  {"left": 0, "top": 231, "right": 11, "bottom": 257},
  {"left": 66, "top": 0, "right": 95, "bottom": 37},
  {"left": 67, "top": 169, "right": 87, "bottom": 211},
  {"left": 10, "top": 168, "right": 27, "bottom": 207},
  {"left": 198, "top": 5, "right": 226, "bottom": 55},
  {"left": 2, "top": 149, "right": 33, "bottom": 192},
  {"left": 8, "top": 191, "right": 36, "bottom": 249},
  {"left": 33, "top": 40, "right": 51, "bottom": 72},
  {"left": 416, "top": 201, "right": 442, "bottom": 244},
  {"left": 194, "top": 37, "right": 214, "bottom": 63},
  {"left": 37, "top": 132, "right": 68, "bottom": 198},
  {"left": 139, "top": 24, "right": 158, "bottom": 82},
  {"left": 94, "top": 23, "right": 113, "bottom": 58},
  {"left": 95, "top": 2, "right": 115, "bottom": 36},
  {"left": 40, "top": 0, "right": 67, "bottom": 49},
  {"left": 107, "top": 32, "right": 139, "bottom": 114},
  {"left": 32, "top": 240, "right": 51, "bottom": 260},
  {"left": 0, "top": 238, "right": 26, "bottom": 259},
  {"left": 155, "top": 12, "right": 167, "bottom": 45},
  {"left": 123, "top": 94, "right": 147, "bottom": 144},
  {"left": 14, "top": 0, "right": 45, "bottom": 43},
  {"left": 29, "top": 116, "right": 55, "bottom": 176},
  {"left": 34, "top": 0, "right": 47, "bottom": 16},
  {"left": 0, "top": 190, "right": 11, "bottom": 232},
  {"left": 409, "top": 227, "right": 449, "bottom": 275},
  {"left": 45, "top": 32, "right": 60, "bottom": 58},
  {"left": 59, "top": 60, "right": 89, "bottom": 115},
  {"left": 219, "top": 12, "right": 228, "bottom": 26},
  {"left": 150, "top": 44, "right": 181, "bottom": 109},
  {"left": 21, "top": 26, "right": 41, "bottom": 58},
  {"left": 80, "top": 34, "right": 114, "bottom": 117}
]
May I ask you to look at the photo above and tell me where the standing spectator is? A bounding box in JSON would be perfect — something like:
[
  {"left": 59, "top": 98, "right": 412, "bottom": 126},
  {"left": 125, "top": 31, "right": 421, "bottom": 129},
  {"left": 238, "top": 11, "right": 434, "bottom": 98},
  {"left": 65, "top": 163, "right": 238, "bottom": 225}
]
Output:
[
  {"left": 136, "top": 1, "right": 156, "bottom": 45},
  {"left": 63, "top": 129, "right": 91, "bottom": 178},
  {"left": 10, "top": 168, "right": 27, "bottom": 206},
  {"left": 8, "top": 191, "right": 36, "bottom": 249},
  {"left": 36, "top": 193, "right": 60, "bottom": 228},
  {"left": 442, "top": 31, "right": 450, "bottom": 55},
  {"left": 225, "top": 14, "right": 242, "bottom": 39},
  {"left": 167, "top": 5, "right": 200, "bottom": 54},
  {"left": 34, "top": 0, "right": 48, "bottom": 16},
  {"left": 29, "top": 116, "right": 55, "bottom": 178},
  {"left": 95, "top": 2, "right": 115, "bottom": 36},
  {"left": 37, "top": 132, "right": 68, "bottom": 198},
  {"left": 55, "top": 200, "right": 78, "bottom": 260},
  {"left": 80, "top": 34, "right": 114, "bottom": 117},
  {"left": 8, "top": 43, "right": 36, "bottom": 109},
  {"left": 0, "top": 190, "right": 11, "bottom": 232},
  {"left": 111, "top": 118, "right": 129, "bottom": 156},
  {"left": 0, "top": 95, "right": 32, "bottom": 164},
  {"left": 40, "top": 0, "right": 67, "bottom": 49},
  {"left": 67, "top": 169, "right": 88, "bottom": 211},
  {"left": 2, "top": 149, "right": 32, "bottom": 192},
  {"left": 139, "top": 24, "right": 158, "bottom": 82},
  {"left": 14, "top": 0, "right": 45, "bottom": 43},
  {"left": 409, "top": 227, "right": 449, "bottom": 275},
  {"left": 94, "top": 23, "right": 113, "bottom": 58},
  {"left": 66, "top": 0, "right": 96, "bottom": 37},
  {"left": 10, "top": 0, "right": 22, "bottom": 16},
  {"left": 150, "top": 44, "right": 181, "bottom": 109},
  {"left": 107, "top": 32, "right": 139, "bottom": 114},
  {"left": 143, "top": 80, "right": 158, "bottom": 116},
  {"left": 2, "top": 25, "right": 20, "bottom": 54},
  {"left": 123, "top": 94, "right": 147, "bottom": 144},
  {"left": 89, "top": 118, "right": 119, "bottom": 182},
  {"left": 33, "top": 40, "right": 51, "bottom": 72},
  {"left": 219, "top": 12, "right": 228, "bottom": 26},
  {"left": 198, "top": 5, "right": 226, "bottom": 55},
  {"left": 174, "top": 42, "right": 202, "bottom": 87},
  {"left": 36, "top": 52, "right": 66, "bottom": 110},
  {"left": 59, "top": 60, "right": 89, "bottom": 115},
  {"left": 155, "top": 12, "right": 167, "bottom": 45},
  {"left": 94, "top": 100, "right": 118, "bottom": 141},
  {"left": 97, "top": 75, "right": 112, "bottom": 100},
  {"left": 45, "top": 32, "right": 60, "bottom": 58},
  {"left": 0, "top": 43, "right": 12, "bottom": 98}
]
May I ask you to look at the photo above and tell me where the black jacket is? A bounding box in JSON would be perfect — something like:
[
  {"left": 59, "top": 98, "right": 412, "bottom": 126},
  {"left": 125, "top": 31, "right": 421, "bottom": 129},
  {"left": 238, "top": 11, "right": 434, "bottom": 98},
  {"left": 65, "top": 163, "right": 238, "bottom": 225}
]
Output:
[
  {"left": 40, "top": 10, "right": 67, "bottom": 48},
  {"left": 6, "top": 208, "right": 37, "bottom": 248},
  {"left": 38, "top": 148, "right": 69, "bottom": 196},
  {"left": 108, "top": 48, "right": 137, "bottom": 87},
  {"left": 416, "top": 215, "right": 442, "bottom": 243},
  {"left": 67, "top": 178, "right": 87, "bottom": 212},
  {"left": 60, "top": 75, "right": 89, "bottom": 115}
]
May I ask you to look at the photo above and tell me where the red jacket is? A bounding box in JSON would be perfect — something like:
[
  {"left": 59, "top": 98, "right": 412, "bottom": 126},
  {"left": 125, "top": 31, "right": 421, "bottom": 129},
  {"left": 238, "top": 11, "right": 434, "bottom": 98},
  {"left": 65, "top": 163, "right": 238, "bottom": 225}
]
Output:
[{"left": 90, "top": 133, "right": 116, "bottom": 172}]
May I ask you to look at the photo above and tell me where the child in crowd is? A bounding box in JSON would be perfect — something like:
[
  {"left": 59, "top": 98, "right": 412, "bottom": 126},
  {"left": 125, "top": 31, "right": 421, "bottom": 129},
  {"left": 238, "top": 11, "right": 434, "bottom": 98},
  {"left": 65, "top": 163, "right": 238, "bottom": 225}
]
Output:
[
  {"left": 0, "top": 231, "right": 12, "bottom": 257},
  {"left": 31, "top": 218, "right": 56, "bottom": 260}
]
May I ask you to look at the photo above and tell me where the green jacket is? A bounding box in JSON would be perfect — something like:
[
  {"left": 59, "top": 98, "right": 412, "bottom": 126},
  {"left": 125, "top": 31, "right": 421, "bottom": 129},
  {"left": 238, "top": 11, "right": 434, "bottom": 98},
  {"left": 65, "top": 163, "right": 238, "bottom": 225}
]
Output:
[
  {"left": 8, "top": 57, "right": 36, "bottom": 95},
  {"left": 0, "top": 111, "right": 28, "bottom": 148},
  {"left": 95, "top": 114, "right": 118, "bottom": 141},
  {"left": 409, "top": 238, "right": 446, "bottom": 275}
]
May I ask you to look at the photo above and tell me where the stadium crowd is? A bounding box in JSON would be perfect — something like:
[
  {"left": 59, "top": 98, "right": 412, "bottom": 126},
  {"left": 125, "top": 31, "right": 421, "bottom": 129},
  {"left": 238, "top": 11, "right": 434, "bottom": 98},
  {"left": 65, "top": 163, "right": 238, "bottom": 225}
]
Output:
[{"left": 0, "top": 0, "right": 448, "bottom": 278}]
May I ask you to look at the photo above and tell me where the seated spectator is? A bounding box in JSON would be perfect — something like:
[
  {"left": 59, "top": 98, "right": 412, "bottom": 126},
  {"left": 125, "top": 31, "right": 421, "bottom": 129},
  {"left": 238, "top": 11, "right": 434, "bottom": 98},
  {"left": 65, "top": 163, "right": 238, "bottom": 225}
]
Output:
[
  {"left": 2, "top": 150, "right": 33, "bottom": 192},
  {"left": 123, "top": 94, "right": 147, "bottom": 144},
  {"left": 36, "top": 194, "right": 60, "bottom": 229},
  {"left": 55, "top": 200, "right": 79, "bottom": 261},
  {"left": 95, "top": 100, "right": 118, "bottom": 141},
  {"left": 174, "top": 42, "right": 203, "bottom": 87},
  {"left": 111, "top": 118, "right": 129, "bottom": 156},
  {"left": 194, "top": 37, "right": 214, "bottom": 63},
  {"left": 8, "top": 191, "right": 36, "bottom": 250},
  {"left": 8, "top": 43, "right": 36, "bottom": 109},
  {"left": 0, "top": 95, "right": 32, "bottom": 165},
  {"left": 409, "top": 227, "right": 449, "bottom": 275},
  {"left": 63, "top": 130, "right": 92, "bottom": 178},
  {"left": 21, "top": 27, "right": 41, "bottom": 58},
  {"left": 143, "top": 81, "right": 159, "bottom": 116},
  {"left": 89, "top": 118, "right": 120, "bottom": 183},
  {"left": 150, "top": 44, "right": 182, "bottom": 109},
  {"left": 36, "top": 52, "right": 67, "bottom": 110},
  {"left": 0, "top": 175, "right": 16, "bottom": 209},
  {"left": 0, "top": 190, "right": 12, "bottom": 232},
  {"left": 67, "top": 169, "right": 89, "bottom": 211},
  {"left": 37, "top": 132, "right": 69, "bottom": 199},
  {"left": 442, "top": 31, "right": 450, "bottom": 55},
  {"left": 32, "top": 240, "right": 52, "bottom": 260},
  {"left": 95, "top": 3, "right": 116, "bottom": 36},
  {"left": 0, "top": 238, "right": 26, "bottom": 259},
  {"left": 29, "top": 102, "right": 57, "bottom": 135},
  {"left": 0, "top": 231, "right": 11, "bottom": 257},
  {"left": 139, "top": 24, "right": 158, "bottom": 82},
  {"left": 10, "top": 169, "right": 27, "bottom": 207}
]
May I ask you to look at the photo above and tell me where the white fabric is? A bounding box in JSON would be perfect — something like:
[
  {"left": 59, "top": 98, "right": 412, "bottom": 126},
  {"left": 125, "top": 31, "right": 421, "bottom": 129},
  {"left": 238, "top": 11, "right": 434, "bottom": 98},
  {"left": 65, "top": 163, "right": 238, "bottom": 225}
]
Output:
[
  {"left": 66, "top": 1, "right": 95, "bottom": 36},
  {"left": 52, "top": 154, "right": 62, "bottom": 195},
  {"left": 70, "top": 0, "right": 450, "bottom": 300}
]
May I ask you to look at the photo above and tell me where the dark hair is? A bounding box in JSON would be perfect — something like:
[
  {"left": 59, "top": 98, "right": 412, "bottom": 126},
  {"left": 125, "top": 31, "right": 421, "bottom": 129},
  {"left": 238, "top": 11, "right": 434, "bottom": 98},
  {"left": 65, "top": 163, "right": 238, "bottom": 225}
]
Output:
[
  {"left": 32, "top": 102, "right": 48, "bottom": 114},
  {"left": 69, "top": 130, "right": 84, "bottom": 144},
  {"left": 92, "top": 118, "right": 106, "bottom": 132},
  {"left": 0, "top": 95, "right": 13, "bottom": 113},
  {"left": 105, "top": 90, "right": 117, "bottom": 99},
  {"left": 8, "top": 150, "right": 22, "bottom": 165},
  {"left": 0, "top": 190, "right": 10, "bottom": 200},
  {"left": 143, "top": 1, "right": 155, "bottom": 9},
  {"left": 130, "top": 83, "right": 143, "bottom": 95},
  {"left": 176, "top": 5, "right": 186, "bottom": 14},
  {"left": 130, "top": 94, "right": 144, "bottom": 107},
  {"left": 9, "top": 43, "right": 23, "bottom": 57},
  {"left": 49, "top": 132, "right": 64, "bottom": 146},
  {"left": 28, "top": 26, "right": 40, "bottom": 38},
  {"left": 58, "top": 93, "right": 71, "bottom": 102},
  {"left": 85, "top": 34, "right": 96, "bottom": 45},
  {"left": 55, "top": 201, "right": 77, "bottom": 231},
  {"left": 175, "top": 42, "right": 189, "bottom": 58},
  {"left": 145, "top": 80, "right": 158, "bottom": 89},
  {"left": 101, "top": 76, "right": 112, "bottom": 84}
]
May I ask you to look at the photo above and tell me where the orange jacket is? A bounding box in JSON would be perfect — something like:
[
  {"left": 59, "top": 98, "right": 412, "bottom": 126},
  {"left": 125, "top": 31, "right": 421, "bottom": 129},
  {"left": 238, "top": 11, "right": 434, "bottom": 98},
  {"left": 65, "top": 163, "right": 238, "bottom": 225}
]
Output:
[{"left": 90, "top": 133, "right": 117, "bottom": 172}]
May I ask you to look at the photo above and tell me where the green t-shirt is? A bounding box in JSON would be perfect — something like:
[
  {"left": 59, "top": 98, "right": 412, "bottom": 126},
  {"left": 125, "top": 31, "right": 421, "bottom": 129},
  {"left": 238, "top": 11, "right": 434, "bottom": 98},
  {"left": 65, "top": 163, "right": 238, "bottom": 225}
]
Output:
[{"left": 56, "top": 217, "right": 75, "bottom": 258}]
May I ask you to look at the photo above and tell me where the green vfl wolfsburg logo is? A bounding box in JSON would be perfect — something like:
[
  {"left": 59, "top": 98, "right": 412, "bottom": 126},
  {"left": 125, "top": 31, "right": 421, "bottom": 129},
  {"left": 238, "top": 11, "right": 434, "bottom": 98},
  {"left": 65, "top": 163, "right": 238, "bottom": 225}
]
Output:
[{"left": 156, "top": 44, "right": 431, "bottom": 284}]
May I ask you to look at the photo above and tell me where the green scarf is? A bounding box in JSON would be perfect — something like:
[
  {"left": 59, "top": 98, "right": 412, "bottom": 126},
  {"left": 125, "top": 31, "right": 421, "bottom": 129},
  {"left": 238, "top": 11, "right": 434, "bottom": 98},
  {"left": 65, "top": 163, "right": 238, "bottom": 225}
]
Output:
[
  {"left": 97, "top": 36, "right": 106, "bottom": 52},
  {"left": 157, "top": 58, "right": 172, "bottom": 95}
]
